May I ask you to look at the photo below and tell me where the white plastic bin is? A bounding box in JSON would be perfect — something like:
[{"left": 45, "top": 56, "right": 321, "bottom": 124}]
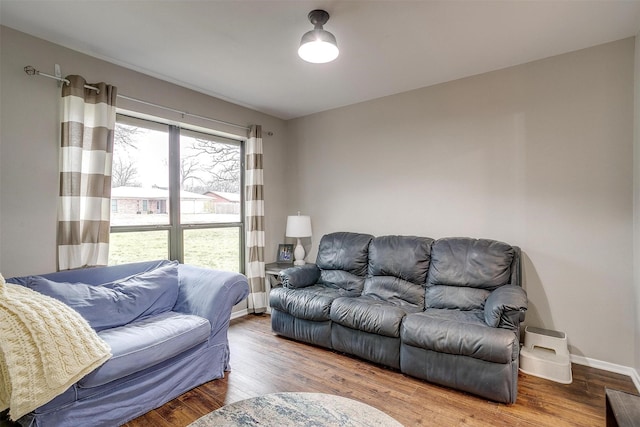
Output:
[{"left": 519, "top": 326, "right": 572, "bottom": 384}]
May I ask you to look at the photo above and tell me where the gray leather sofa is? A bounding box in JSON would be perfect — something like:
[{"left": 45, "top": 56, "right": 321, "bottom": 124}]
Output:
[{"left": 270, "top": 232, "right": 527, "bottom": 403}]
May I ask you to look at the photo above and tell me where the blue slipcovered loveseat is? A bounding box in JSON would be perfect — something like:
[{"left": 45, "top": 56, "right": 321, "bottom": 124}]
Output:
[{"left": 7, "top": 260, "right": 249, "bottom": 427}]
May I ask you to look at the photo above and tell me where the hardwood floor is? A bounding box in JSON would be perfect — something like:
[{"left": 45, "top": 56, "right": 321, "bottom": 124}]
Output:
[{"left": 123, "top": 314, "right": 637, "bottom": 426}]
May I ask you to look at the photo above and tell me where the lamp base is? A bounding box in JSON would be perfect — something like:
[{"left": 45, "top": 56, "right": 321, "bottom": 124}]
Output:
[{"left": 293, "top": 238, "right": 306, "bottom": 265}]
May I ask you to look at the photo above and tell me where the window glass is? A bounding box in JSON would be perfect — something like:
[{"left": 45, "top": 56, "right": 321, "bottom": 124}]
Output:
[
  {"left": 108, "top": 230, "right": 169, "bottom": 265},
  {"left": 111, "top": 121, "right": 169, "bottom": 226},
  {"left": 180, "top": 130, "right": 241, "bottom": 224},
  {"left": 109, "top": 115, "right": 244, "bottom": 271},
  {"left": 183, "top": 227, "right": 241, "bottom": 272}
]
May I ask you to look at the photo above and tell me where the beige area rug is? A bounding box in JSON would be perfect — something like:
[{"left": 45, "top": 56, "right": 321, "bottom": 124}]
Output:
[{"left": 188, "top": 392, "right": 403, "bottom": 427}]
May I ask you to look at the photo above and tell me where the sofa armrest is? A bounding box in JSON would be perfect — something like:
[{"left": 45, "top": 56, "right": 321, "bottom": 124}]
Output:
[
  {"left": 484, "top": 285, "right": 528, "bottom": 329},
  {"left": 280, "top": 264, "right": 321, "bottom": 289},
  {"left": 174, "top": 264, "right": 249, "bottom": 331}
]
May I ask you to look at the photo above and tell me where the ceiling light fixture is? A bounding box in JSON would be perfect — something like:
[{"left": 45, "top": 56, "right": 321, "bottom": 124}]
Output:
[{"left": 298, "top": 9, "right": 339, "bottom": 64}]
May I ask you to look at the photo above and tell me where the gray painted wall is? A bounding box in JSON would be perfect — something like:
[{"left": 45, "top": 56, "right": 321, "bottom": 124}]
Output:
[
  {"left": 288, "top": 38, "right": 636, "bottom": 367},
  {"left": 1, "top": 24, "right": 638, "bottom": 372},
  {"left": 0, "top": 27, "right": 291, "bottom": 309}
]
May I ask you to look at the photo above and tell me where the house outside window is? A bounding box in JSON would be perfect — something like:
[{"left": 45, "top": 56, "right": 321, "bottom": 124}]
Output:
[{"left": 108, "top": 114, "right": 244, "bottom": 272}]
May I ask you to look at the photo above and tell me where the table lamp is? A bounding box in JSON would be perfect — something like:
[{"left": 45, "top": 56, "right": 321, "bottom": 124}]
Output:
[{"left": 286, "top": 213, "right": 312, "bottom": 265}]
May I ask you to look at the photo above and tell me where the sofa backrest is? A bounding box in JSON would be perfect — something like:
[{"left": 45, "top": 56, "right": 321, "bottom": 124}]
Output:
[
  {"left": 316, "top": 232, "right": 373, "bottom": 293},
  {"left": 8, "top": 259, "right": 172, "bottom": 287},
  {"left": 363, "top": 235, "right": 433, "bottom": 310},
  {"left": 7, "top": 260, "right": 180, "bottom": 331},
  {"left": 425, "top": 237, "right": 520, "bottom": 310}
]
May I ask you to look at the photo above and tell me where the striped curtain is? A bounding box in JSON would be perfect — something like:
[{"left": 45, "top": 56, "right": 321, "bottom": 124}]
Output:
[
  {"left": 57, "top": 76, "right": 117, "bottom": 270},
  {"left": 245, "top": 125, "right": 266, "bottom": 313}
]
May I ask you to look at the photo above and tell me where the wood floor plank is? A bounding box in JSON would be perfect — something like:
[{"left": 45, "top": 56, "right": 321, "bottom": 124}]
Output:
[
  {"left": 175, "top": 387, "right": 223, "bottom": 418},
  {"left": 154, "top": 398, "right": 203, "bottom": 426},
  {"left": 122, "top": 409, "right": 171, "bottom": 427},
  {"left": 124, "top": 314, "right": 638, "bottom": 427}
]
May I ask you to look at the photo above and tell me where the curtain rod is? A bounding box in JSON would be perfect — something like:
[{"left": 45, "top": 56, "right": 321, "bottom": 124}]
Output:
[
  {"left": 24, "top": 65, "right": 100, "bottom": 92},
  {"left": 24, "top": 65, "right": 251, "bottom": 132}
]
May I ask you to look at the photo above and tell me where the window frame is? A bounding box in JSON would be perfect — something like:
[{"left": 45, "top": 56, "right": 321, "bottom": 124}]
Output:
[{"left": 110, "top": 113, "right": 246, "bottom": 272}]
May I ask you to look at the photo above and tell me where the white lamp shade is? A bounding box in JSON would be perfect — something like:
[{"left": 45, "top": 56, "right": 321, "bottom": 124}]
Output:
[
  {"left": 286, "top": 215, "right": 312, "bottom": 238},
  {"left": 298, "top": 29, "right": 339, "bottom": 63}
]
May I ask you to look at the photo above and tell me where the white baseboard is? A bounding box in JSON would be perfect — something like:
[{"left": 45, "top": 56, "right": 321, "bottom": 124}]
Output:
[
  {"left": 571, "top": 354, "right": 640, "bottom": 392},
  {"left": 230, "top": 309, "right": 249, "bottom": 320}
]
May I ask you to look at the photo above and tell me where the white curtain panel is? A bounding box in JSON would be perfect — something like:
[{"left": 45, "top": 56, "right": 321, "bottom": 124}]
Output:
[
  {"left": 245, "top": 125, "right": 266, "bottom": 312},
  {"left": 57, "top": 75, "right": 117, "bottom": 270}
]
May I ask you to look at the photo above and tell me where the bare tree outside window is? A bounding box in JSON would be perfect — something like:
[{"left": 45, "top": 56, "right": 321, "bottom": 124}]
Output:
[
  {"left": 180, "top": 155, "right": 205, "bottom": 190},
  {"left": 114, "top": 123, "right": 141, "bottom": 151},
  {"left": 112, "top": 123, "right": 143, "bottom": 188},
  {"left": 181, "top": 138, "right": 240, "bottom": 194},
  {"left": 112, "top": 156, "right": 141, "bottom": 187}
]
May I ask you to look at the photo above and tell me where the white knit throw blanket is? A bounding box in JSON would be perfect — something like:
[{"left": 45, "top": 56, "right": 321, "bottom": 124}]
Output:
[{"left": 0, "top": 274, "right": 112, "bottom": 420}]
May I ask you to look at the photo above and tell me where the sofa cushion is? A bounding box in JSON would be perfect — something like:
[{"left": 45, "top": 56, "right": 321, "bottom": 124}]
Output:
[
  {"left": 318, "top": 270, "right": 369, "bottom": 294},
  {"left": 26, "top": 262, "right": 179, "bottom": 331},
  {"left": 363, "top": 235, "right": 433, "bottom": 309},
  {"left": 330, "top": 296, "right": 411, "bottom": 338},
  {"left": 368, "top": 235, "right": 433, "bottom": 284},
  {"left": 363, "top": 276, "right": 426, "bottom": 310},
  {"left": 425, "top": 285, "right": 491, "bottom": 310},
  {"left": 316, "top": 232, "right": 373, "bottom": 292},
  {"left": 401, "top": 309, "right": 518, "bottom": 364},
  {"left": 79, "top": 311, "right": 210, "bottom": 388},
  {"left": 427, "top": 238, "right": 514, "bottom": 290},
  {"left": 270, "top": 285, "right": 355, "bottom": 321}
]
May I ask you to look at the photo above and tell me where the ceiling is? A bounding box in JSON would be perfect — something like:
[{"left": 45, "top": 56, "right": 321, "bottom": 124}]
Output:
[{"left": 2, "top": 1, "right": 640, "bottom": 120}]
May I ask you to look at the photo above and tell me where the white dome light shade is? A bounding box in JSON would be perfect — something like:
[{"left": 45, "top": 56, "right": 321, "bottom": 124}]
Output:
[
  {"left": 298, "top": 10, "right": 339, "bottom": 64},
  {"left": 298, "top": 29, "right": 339, "bottom": 63}
]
